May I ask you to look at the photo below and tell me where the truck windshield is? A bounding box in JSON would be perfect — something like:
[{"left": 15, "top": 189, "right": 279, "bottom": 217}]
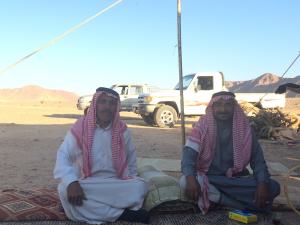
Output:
[
  {"left": 111, "top": 85, "right": 128, "bottom": 95},
  {"left": 174, "top": 74, "right": 195, "bottom": 90}
]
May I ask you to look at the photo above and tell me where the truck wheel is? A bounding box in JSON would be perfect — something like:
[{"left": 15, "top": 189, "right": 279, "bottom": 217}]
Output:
[
  {"left": 141, "top": 115, "right": 155, "bottom": 126},
  {"left": 154, "top": 105, "right": 177, "bottom": 128}
]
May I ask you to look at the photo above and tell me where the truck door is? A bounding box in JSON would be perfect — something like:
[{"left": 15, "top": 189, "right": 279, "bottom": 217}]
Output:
[
  {"left": 123, "top": 85, "right": 143, "bottom": 111},
  {"left": 184, "top": 76, "right": 215, "bottom": 114},
  {"left": 111, "top": 85, "right": 128, "bottom": 111}
]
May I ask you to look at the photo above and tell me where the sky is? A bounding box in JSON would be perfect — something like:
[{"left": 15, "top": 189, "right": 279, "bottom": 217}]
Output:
[{"left": 0, "top": 0, "right": 299, "bottom": 95}]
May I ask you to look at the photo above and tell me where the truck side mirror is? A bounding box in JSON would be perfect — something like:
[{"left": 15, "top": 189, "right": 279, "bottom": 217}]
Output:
[
  {"left": 193, "top": 81, "right": 200, "bottom": 92},
  {"left": 195, "top": 84, "right": 201, "bottom": 92}
]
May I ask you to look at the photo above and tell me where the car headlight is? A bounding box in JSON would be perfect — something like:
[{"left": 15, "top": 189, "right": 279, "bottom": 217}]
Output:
[{"left": 144, "top": 96, "right": 153, "bottom": 103}]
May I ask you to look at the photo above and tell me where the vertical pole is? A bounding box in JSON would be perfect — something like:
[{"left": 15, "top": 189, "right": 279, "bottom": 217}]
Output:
[{"left": 177, "top": 0, "right": 186, "bottom": 147}]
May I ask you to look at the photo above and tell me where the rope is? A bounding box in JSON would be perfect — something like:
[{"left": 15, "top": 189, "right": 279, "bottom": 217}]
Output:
[
  {"left": 283, "top": 164, "right": 300, "bottom": 216},
  {"left": 0, "top": 0, "right": 123, "bottom": 76},
  {"left": 252, "top": 51, "right": 300, "bottom": 108}
]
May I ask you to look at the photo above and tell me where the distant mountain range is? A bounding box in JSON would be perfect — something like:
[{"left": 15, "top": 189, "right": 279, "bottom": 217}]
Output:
[
  {"left": 0, "top": 73, "right": 299, "bottom": 103},
  {"left": 225, "top": 73, "right": 300, "bottom": 97},
  {"left": 0, "top": 85, "right": 78, "bottom": 103}
]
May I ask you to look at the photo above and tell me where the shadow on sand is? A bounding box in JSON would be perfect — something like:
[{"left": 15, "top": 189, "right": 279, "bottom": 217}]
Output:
[{"left": 44, "top": 114, "right": 81, "bottom": 119}]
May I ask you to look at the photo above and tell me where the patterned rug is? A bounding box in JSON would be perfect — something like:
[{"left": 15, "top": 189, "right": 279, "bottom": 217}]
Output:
[
  {"left": 0, "top": 189, "right": 273, "bottom": 224},
  {"left": 0, "top": 189, "right": 67, "bottom": 221},
  {"left": 0, "top": 188, "right": 198, "bottom": 222},
  {"left": 0, "top": 211, "right": 274, "bottom": 225}
]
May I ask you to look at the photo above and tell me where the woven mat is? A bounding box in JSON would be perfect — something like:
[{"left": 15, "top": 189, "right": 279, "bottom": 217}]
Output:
[
  {"left": 0, "top": 211, "right": 274, "bottom": 225},
  {"left": 0, "top": 189, "right": 66, "bottom": 221},
  {"left": 0, "top": 189, "right": 273, "bottom": 224},
  {"left": 0, "top": 188, "right": 197, "bottom": 222}
]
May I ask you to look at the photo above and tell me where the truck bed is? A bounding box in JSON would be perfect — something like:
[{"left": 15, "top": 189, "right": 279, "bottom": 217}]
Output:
[{"left": 235, "top": 93, "right": 285, "bottom": 108}]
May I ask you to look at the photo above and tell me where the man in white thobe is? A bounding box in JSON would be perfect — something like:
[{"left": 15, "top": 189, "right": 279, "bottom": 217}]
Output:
[{"left": 54, "top": 87, "right": 149, "bottom": 224}]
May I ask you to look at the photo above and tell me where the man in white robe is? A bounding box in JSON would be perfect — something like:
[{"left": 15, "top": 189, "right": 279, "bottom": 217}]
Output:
[{"left": 54, "top": 87, "right": 149, "bottom": 224}]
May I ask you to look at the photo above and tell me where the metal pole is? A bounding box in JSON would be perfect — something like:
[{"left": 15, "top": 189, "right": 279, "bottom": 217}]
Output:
[{"left": 177, "top": 0, "right": 186, "bottom": 147}]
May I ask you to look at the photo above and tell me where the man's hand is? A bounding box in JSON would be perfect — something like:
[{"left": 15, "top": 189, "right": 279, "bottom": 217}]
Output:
[
  {"left": 185, "top": 175, "right": 201, "bottom": 202},
  {"left": 255, "top": 183, "right": 269, "bottom": 208},
  {"left": 67, "top": 181, "right": 86, "bottom": 206}
]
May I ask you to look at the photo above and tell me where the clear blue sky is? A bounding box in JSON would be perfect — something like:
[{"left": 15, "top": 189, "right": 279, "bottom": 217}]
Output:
[{"left": 0, "top": 0, "right": 299, "bottom": 95}]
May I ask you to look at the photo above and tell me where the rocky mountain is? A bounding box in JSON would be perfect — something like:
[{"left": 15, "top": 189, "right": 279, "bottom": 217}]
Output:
[
  {"left": 0, "top": 85, "right": 78, "bottom": 103},
  {"left": 225, "top": 73, "right": 300, "bottom": 97}
]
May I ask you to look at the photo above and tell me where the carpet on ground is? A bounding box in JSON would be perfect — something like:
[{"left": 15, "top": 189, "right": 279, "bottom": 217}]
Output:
[
  {"left": 0, "top": 189, "right": 274, "bottom": 224},
  {"left": 0, "top": 166, "right": 275, "bottom": 224},
  {"left": 0, "top": 189, "right": 67, "bottom": 221},
  {"left": 0, "top": 211, "right": 274, "bottom": 225},
  {"left": 0, "top": 189, "right": 197, "bottom": 222},
  {"left": 0, "top": 165, "right": 195, "bottom": 222}
]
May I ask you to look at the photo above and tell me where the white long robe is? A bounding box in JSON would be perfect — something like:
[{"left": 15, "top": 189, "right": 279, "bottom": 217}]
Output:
[{"left": 53, "top": 125, "right": 148, "bottom": 224}]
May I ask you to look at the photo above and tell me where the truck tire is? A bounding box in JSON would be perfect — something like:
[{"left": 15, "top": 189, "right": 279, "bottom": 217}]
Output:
[
  {"left": 141, "top": 115, "right": 155, "bottom": 126},
  {"left": 154, "top": 105, "right": 177, "bottom": 128}
]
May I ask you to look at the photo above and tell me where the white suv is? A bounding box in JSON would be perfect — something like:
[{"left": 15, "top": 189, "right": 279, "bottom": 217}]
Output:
[{"left": 76, "top": 84, "right": 160, "bottom": 113}]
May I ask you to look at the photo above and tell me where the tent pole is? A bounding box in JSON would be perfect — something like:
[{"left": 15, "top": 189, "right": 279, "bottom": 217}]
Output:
[{"left": 177, "top": 0, "right": 186, "bottom": 147}]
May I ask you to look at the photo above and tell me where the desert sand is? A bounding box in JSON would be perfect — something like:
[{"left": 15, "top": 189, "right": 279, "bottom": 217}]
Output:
[{"left": 0, "top": 98, "right": 299, "bottom": 191}]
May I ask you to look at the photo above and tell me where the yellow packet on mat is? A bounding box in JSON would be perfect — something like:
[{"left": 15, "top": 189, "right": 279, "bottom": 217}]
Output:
[{"left": 228, "top": 210, "right": 257, "bottom": 224}]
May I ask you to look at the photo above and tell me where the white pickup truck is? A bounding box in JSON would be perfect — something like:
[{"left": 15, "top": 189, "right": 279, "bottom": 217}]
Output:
[{"left": 134, "top": 72, "right": 285, "bottom": 127}]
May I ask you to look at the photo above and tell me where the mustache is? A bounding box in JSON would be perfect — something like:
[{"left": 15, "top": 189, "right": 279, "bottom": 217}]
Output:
[
  {"left": 98, "top": 110, "right": 113, "bottom": 114},
  {"left": 217, "top": 112, "right": 229, "bottom": 115}
]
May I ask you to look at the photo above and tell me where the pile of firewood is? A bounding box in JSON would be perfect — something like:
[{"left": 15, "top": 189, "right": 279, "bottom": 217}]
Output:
[{"left": 239, "top": 101, "right": 300, "bottom": 140}]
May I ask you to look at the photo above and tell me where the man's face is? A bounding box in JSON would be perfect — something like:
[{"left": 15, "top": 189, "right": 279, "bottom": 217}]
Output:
[
  {"left": 96, "top": 95, "right": 118, "bottom": 126},
  {"left": 212, "top": 98, "right": 234, "bottom": 121}
]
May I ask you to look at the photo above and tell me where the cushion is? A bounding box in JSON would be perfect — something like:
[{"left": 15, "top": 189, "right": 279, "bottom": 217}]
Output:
[
  {"left": 137, "top": 165, "right": 196, "bottom": 213},
  {"left": 0, "top": 188, "right": 67, "bottom": 221}
]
